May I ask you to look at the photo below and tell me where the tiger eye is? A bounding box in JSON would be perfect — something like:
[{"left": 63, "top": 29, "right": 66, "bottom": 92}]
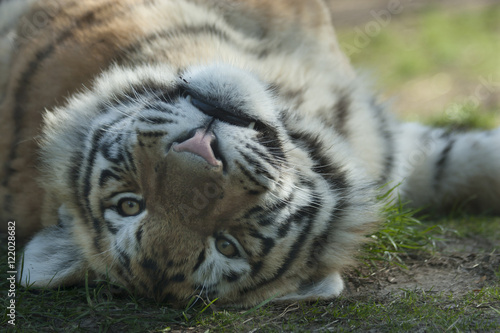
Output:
[
  {"left": 119, "top": 199, "right": 141, "bottom": 216},
  {"left": 216, "top": 238, "right": 238, "bottom": 258}
]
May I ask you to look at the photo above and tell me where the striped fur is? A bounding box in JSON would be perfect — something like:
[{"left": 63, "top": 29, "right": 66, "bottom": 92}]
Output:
[{"left": 0, "top": 0, "right": 498, "bottom": 307}]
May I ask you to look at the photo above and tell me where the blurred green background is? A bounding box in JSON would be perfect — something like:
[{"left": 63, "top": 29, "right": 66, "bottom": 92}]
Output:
[{"left": 329, "top": 0, "right": 500, "bottom": 129}]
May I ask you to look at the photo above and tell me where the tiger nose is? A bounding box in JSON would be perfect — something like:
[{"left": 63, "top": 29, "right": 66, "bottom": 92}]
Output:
[{"left": 172, "top": 129, "right": 222, "bottom": 167}]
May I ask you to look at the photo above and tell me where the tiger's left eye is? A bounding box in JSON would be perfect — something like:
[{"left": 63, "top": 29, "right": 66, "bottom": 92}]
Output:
[{"left": 117, "top": 198, "right": 143, "bottom": 216}]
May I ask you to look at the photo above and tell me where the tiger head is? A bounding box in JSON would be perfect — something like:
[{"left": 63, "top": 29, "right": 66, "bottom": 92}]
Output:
[{"left": 18, "top": 62, "right": 378, "bottom": 307}]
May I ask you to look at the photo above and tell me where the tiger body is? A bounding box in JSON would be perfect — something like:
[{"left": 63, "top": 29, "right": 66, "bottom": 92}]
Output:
[{"left": 0, "top": 0, "right": 498, "bottom": 307}]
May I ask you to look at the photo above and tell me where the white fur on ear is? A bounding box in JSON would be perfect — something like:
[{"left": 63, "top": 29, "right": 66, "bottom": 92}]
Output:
[{"left": 17, "top": 221, "right": 87, "bottom": 288}]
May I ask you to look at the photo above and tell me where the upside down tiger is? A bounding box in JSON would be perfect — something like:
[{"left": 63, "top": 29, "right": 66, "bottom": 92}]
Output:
[{"left": 0, "top": 0, "right": 498, "bottom": 307}]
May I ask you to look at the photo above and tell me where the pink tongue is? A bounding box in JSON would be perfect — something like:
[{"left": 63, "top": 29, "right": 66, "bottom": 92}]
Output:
[{"left": 173, "top": 129, "right": 221, "bottom": 167}]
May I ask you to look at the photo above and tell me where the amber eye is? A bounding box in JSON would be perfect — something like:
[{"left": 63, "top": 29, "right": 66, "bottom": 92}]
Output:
[
  {"left": 216, "top": 237, "right": 239, "bottom": 258},
  {"left": 117, "top": 198, "right": 143, "bottom": 217}
]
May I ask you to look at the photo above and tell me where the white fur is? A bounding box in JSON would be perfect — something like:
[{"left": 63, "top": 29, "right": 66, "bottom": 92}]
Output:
[
  {"left": 276, "top": 272, "right": 344, "bottom": 301},
  {"left": 18, "top": 206, "right": 86, "bottom": 287},
  {"left": 393, "top": 123, "right": 500, "bottom": 212}
]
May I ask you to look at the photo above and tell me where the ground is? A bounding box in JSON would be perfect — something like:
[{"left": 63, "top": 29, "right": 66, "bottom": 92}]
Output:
[
  {"left": 1, "top": 1, "right": 500, "bottom": 332},
  {"left": 347, "top": 237, "right": 499, "bottom": 300}
]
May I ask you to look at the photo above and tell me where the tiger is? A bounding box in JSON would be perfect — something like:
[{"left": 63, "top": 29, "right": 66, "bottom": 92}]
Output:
[{"left": 0, "top": 0, "right": 498, "bottom": 307}]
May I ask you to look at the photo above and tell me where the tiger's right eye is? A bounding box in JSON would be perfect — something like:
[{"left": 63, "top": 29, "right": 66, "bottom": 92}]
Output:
[
  {"left": 117, "top": 198, "right": 144, "bottom": 216},
  {"left": 216, "top": 237, "right": 239, "bottom": 258}
]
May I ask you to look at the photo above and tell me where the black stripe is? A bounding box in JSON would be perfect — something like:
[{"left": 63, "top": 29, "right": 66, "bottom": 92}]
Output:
[
  {"left": 266, "top": 216, "right": 313, "bottom": 282},
  {"left": 137, "top": 131, "right": 168, "bottom": 138},
  {"left": 246, "top": 198, "right": 320, "bottom": 292},
  {"left": 170, "top": 273, "right": 186, "bottom": 283},
  {"left": 292, "top": 131, "right": 349, "bottom": 191},
  {"left": 250, "top": 231, "right": 275, "bottom": 256},
  {"left": 235, "top": 161, "right": 269, "bottom": 190},
  {"left": 100, "top": 142, "right": 126, "bottom": 165},
  {"left": 115, "top": 266, "right": 132, "bottom": 286},
  {"left": 270, "top": 193, "right": 293, "bottom": 211},
  {"left": 136, "top": 225, "right": 144, "bottom": 244},
  {"left": 298, "top": 175, "right": 315, "bottom": 188},
  {"left": 242, "top": 192, "right": 295, "bottom": 228},
  {"left": 118, "top": 249, "right": 132, "bottom": 274},
  {"left": 258, "top": 216, "right": 276, "bottom": 227},
  {"left": 277, "top": 87, "right": 306, "bottom": 110},
  {"left": 333, "top": 92, "right": 351, "bottom": 137},
  {"left": 141, "top": 257, "right": 158, "bottom": 271},
  {"left": 192, "top": 250, "right": 205, "bottom": 273},
  {"left": 434, "top": 138, "right": 455, "bottom": 191},
  {"left": 123, "top": 145, "right": 137, "bottom": 175},
  {"left": 69, "top": 152, "right": 83, "bottom": 189},
  {"left": 243, "top": 205, "right": 265, "bottom": 219},
  {"left": 68, "top": 152, "right": 85, "bottom": 217},
  {"left": 308, "top": 234, "right": 329, "bottom": 268},
  {"left": 98, "top": 169, "right": 121, "bottom": 187},
  {"left": 277, "top": 219, "right": 293, "bottom": 238},
  {"left": 224, "top": 271, "right": 241, "bottom": 283},
  {"left": 257, "top": 194, "right": 294, "bottom": 227},
  {"left": 153, "top": 272, "right": 171, "bottom": 299},
  {"left": 255, "top": 126, "right": 287, "bottom": 165},
  {"left": 277, "top": 198, "right": 320, "bottom": 239},
  {"left": 109, "top": 82, "right": 184, "bottom": 109},
  {"left": 251, "top": 261, "right": 263, "bottom": 276},
  {"left": 289, "top": 132, "right": 352, "bottom": 229},
  {"left": 245, "top": 143, "right": 281, "bottom": 169},
  {"left": 95, "top": 215, "right": 109, "bottom": 234},
  {"left": 371, "top": 99, "right": 394, "bottom": 184},
  {"left": 137, "top": 116, "right": 175, "bottom": 125},
  {"left": 123, "top": 24, "right": 232, "bottom": 55},
  {"left": 82, "top": 127, "right": 108, "bottom": 225},
  {"left": 239, "top": 151, "right": 275, "bottom": 181},
  {"left": 103, "top": 217, "right": 118, "bottom": 234},
  {"left": 121, "top": 23, "right": 268, "bottom": 61},
  {"left": 146, "top": 102, "right": 184, "bottom": 117}
]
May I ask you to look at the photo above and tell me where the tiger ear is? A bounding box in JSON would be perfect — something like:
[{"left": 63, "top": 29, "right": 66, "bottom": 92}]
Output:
[{"left": 17, "top": 210, "right": 88, "bottom": 288}]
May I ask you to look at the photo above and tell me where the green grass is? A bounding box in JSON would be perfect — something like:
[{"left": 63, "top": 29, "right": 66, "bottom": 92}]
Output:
[
  {"left": 2, "top": 5, "right": 500, "bottom": 333},
  {"left": 338, "top": 4, "right": 500, "bottom": 127},
  {"left": 424, "top": 102, "right": 500, "bottom": 131},
  {"left": 192, "top": 288, "right": 500, "bottom": 332},
  {"left": 338, "top": 5, "right": 500, "bottom": 92}
]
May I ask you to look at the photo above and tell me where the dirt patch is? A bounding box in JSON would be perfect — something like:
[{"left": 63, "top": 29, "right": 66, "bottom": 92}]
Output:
[{"left": 346, "top": 236, "right": 499, "bottom": 298}]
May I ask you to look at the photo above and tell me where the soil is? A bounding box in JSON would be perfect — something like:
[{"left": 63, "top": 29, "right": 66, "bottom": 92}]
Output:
[{"left": 345, "top": 236, "right": 499, "bottom": 299}]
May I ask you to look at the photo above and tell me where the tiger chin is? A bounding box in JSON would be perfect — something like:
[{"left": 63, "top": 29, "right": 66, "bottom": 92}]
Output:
[{"left": 1, "top": 0, "right": 499, "bottom": 308}]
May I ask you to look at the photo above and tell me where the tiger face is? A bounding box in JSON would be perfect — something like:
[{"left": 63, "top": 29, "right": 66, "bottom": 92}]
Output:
[{"left": 18, "top": 62, "right": 378, "bottom": 306}]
